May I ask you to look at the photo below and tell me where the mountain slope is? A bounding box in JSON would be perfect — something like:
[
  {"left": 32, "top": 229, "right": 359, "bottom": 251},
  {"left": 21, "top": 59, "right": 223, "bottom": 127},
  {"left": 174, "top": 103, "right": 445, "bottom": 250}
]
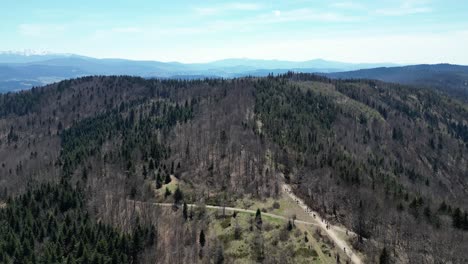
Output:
[
  {"left": 0, "top": 74, "right": 467, "bottom": 263},
  {"left": 326, "top": 64, "right": 468, "bottom": 100}
]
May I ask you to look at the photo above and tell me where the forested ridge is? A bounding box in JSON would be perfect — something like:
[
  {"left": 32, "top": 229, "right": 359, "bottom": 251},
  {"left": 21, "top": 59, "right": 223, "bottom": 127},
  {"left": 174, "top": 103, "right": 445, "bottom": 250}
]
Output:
[
  {"left": 0, "top": 182, "right": 154, "bottom": 263},
  {"left": 60, "top": 99, "right": 194, "bottom": 177},
  {"left": 0, "top": 73, "right": 467, "bottom": 263},
  {"left": 253, "top": 74, "right": 468, "bottom": 262}
]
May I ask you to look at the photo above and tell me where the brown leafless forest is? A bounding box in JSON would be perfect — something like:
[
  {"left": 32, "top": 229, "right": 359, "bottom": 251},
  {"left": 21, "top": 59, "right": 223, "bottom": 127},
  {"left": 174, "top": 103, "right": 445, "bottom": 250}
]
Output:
[{"left": 0, "top": 74, "right": 467, "bottom": 263}]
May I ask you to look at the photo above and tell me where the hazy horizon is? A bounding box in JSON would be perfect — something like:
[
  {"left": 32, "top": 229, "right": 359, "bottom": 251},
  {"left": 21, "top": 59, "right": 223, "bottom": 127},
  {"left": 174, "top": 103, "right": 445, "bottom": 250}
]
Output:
[
  {"left": 1, "top": 49, "right": 466, "bottom": 66},
  {"left": 1, "top": 49, "right": 406, "bottom": 65},
  {"left": 2, "top": 0, "right": 468, "bottom": 64}
]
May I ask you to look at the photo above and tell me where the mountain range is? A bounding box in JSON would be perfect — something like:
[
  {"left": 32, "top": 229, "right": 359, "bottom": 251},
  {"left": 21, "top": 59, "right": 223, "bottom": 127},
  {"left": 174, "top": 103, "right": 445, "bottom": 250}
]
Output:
[
  {"left": 0, "top": 51, "right": 396, "bottom": 92},
  {"left": 2, "top": 52, "right": 468, "bottom": 102}
]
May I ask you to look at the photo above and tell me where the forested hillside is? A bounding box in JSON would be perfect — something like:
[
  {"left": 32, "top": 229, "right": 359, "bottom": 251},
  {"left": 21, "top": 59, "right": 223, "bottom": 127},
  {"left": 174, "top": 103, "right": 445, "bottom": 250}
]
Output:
[
  {"left": 0, "top": 73, "right": 467, "bottom": 263},
  {"left": 0, "top": 182, "right": 155, "bottom": 263},
  {"left": 326, "top": 64, "right": 468, "bottom": 101}
]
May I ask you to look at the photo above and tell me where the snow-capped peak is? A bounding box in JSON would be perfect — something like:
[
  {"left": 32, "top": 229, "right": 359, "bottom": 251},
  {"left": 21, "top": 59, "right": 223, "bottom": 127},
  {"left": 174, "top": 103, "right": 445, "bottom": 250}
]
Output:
[{"left": 0, "top": 49, "right": 73, "bottom": 57}]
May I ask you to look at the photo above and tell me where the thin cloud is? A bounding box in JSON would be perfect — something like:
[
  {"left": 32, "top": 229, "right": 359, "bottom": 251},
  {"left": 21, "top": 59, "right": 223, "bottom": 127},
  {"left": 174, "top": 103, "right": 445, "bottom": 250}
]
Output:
[
  {"left": 111, "top": 27, "right": 143, "bottom": 33},
  {"left": 330, "top": 2, "right": 366, "bottom": 10},
  {"left": 105, "top": 8, "right": 362, "bottom": 37},
  {"left": 376, "top": 7, "right": 431, "bottom": 16},
  {"left": 194, "top": 2, "right": 262, "bottom": 16},
  {"left": 18, "top": 24, "right": 66, "bottom": 37},
  {"left": 258, "top": 8, "right": 362, "bottom": 23},
  {"left": 376, "top": 0, "right": 432, "bottom": 16}
]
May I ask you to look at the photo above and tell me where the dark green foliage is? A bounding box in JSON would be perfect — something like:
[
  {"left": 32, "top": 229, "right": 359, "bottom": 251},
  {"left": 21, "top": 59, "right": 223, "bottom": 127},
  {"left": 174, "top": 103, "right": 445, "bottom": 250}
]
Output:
[
  {"left": 164, "top": 173, "right": 171, "bottom": 184},
  {"left": 253, "top": 74, "right": 468, "bottom": 260},
  {"left": 379, "top": 247, "right": 389, "bottom": 264},
  {"left": 60, "top": 100, "right": 194, "bottom": 177},
  {"left": 0, "top": 183, "right": 154, "bottom": 263},
  {"left": 392, "top": 127, "right": 404, "bottom": 141},
  {"left": 199, "top": 230, "right": 206, "bottom": 248},
  {"left": 253, "top": 78, "right": 336, "bottom": 152},
  {"left": 214, "top": 243, "right": 225, "bottom": 264},
  {"left": 326, "top": 64, "right": 468, "bottom": 102},
  {"left": 287, "top": 220, "right": 293, "bottom": 231},
  {"left": 60, "top": 110, "right": 123, "bottom": 176},
  {"left": 1, "top": 72, "right": 468, "bottom": 263},
  {"left": 156, "top": 174, "right": 163, "bottom": 189},
  {"left": 255, "top": 209, "right": 262, "bottom": 229},
  {"left": 164, "top": 187, "right": 171, "bottom": 198},
  {"left": 173, "top": 187, "right": 183, "bottom": 204},
  {"left": 234, "top": 221, "right": 242, "bottom": 240},
  {"left": 183, "top": 202, "right": 188, "bottom": 220},
  {"left": 451, "top": 207, "right": 468, "bottom": 230},
  {"left": 0, "top": 87, "right": 46, "bottom": 117}
]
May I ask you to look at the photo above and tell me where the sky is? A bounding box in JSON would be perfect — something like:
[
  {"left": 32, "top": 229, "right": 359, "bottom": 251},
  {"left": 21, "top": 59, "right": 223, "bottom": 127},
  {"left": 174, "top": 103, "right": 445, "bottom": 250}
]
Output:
[{"left": 1, "top": 0, "right": 468, "bottom": 64}]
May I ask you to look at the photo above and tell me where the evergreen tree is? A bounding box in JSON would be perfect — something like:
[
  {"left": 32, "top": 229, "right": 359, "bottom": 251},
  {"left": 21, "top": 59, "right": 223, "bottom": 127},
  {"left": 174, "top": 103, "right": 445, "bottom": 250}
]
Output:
[
  {"left": 0, "top": 183, "right": 149, "bottom": 262},
  {"left": 165, "top": 173, "right": 171, "bottom": 184},
  {"left": 379, "top": 247, "right": 389, "bottom": 264},
  {"left": 453, "top": 208, "right": 463, "bottom": 229},
  {"left": 174, "top": 187, "right": 183, "bottom": 204},
  {"left": 183, "top": 202, "right": 188, "bottom": 221},
  {"left": 199, "top": 230, "right": 206, "bottom": 248},
  {"left": 164, "top": 187, "right": 171, "bottom": 198},
  {"left": 156, "top": 174, "right": 162, "bottom": 189},
  {"left": 255, "top": 209, "right": 263, "bottom": 229},
  {"left": 215, "top": 243, "right": 225, "bottom": 264}
]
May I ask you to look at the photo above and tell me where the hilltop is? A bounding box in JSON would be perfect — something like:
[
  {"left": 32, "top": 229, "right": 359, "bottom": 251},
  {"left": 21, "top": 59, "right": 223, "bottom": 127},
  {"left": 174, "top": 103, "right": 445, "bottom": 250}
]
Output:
[{"left": 0, "top": 74, "right": 467, "bottom": 263}]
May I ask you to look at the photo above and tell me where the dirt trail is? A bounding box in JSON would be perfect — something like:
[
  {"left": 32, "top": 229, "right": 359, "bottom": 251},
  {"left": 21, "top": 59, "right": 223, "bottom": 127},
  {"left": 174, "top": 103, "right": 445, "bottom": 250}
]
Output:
[
  {"left": 282, "top": 184, "right": 363, "bottom": 264},
  {"left": 140, "top": 184, "right": 364, "bottom": 264},
  {"left": 150, "top": 202, "right": 319, "bottom": 227}
]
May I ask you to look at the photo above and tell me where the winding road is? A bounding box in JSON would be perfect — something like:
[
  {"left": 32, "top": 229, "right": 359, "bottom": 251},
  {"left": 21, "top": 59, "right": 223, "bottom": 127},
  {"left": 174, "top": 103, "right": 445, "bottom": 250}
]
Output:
[
  {"left": 143, "top": 183, "right": 363, "bottom": 263},
  {"left": 149, "top": 202, "right": 320, "bottom": 227}
]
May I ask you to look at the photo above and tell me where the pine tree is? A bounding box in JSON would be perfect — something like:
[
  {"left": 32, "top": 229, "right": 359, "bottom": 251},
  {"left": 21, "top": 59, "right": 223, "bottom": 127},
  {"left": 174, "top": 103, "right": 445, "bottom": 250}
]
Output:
[
  {"left": 234, "top": 219, "right": 242, "bottom": 240},
  {"left": 379, "top": 247, "right": 389, "bottom": 264},
  {"left": 255, "top": 209, "right": 262, "bottom": 229},
  {"left": 183, "top": 202, "right": 188, "bottom": 221},
  {"left": 165, "top": 173, "right": 171, "bottom": 184},
  {"left": 142, "top": 165, "right": 148, "bottom": 179},
  {"left": 214, "top": 242, "right": 224, "bottom": 264},
  {"left": 173, "top": 187, "right": 183, "bottom": 204},
  {"left": 131, "top": 227, "right": 143, "bottom": 263},
  {"left": 156, "top": 174, "right": 162, "bottom": 189},
  {"left": 199, "top": 230, "right": 206, "bottom": 248},
  {"left": 453, "top": 208, "right": 463, "bottom": 229},
  {"left": 164, "top": 187, "right": 171, "bottom": 198}
]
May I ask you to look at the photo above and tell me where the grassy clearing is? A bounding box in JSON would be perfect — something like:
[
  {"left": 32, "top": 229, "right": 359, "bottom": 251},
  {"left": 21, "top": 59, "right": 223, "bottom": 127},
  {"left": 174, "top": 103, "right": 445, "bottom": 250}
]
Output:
[
  {"left": 235, "top": 193, "right": 315, "bottom": 223},
  {"left": 226, "top": 194, "right": 351, "bottom": 263},
  {"left": 207, "top": 209, "right": 329, "bottom": 263},
  {"left": 232, "top": 192, "right": 354, "bottom": 263},
  {"left": 148, "top": 175, "right": 191, "bottom": 202},
  {"left": 162, "top": 175, "right": 180, "bottom": 193}
]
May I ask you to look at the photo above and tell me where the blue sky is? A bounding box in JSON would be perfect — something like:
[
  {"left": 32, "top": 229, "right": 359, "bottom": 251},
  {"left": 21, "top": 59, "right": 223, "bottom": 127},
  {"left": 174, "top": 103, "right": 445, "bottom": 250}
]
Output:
[{"left": 1, "top": 0, "right": 468, "bottom": 64}]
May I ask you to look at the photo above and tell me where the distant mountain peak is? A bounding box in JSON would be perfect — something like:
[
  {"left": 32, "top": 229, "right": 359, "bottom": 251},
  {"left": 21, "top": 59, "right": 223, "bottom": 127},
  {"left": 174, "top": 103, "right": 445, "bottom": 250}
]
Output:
[{"left": 0, "top": 50, "right": 75, "bottom": 57}]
